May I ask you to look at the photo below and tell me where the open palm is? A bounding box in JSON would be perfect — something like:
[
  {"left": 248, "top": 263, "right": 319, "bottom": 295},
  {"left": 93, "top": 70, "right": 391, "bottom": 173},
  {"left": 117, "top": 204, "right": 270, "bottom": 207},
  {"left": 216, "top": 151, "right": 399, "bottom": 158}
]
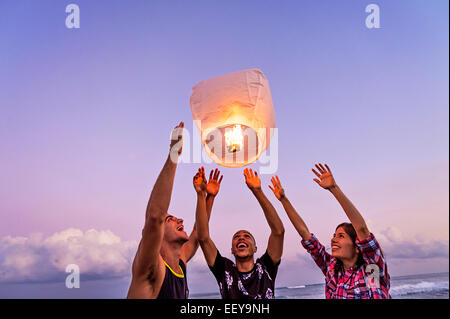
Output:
[
  {"left": 268, "top": 175, "right": 285, "bottom": 200},
  {"left": 193, "top": 167, "right": 207, "bottom": 193},
  {"left": 244, "top": 168, "right": 261, "bottom": 190},
  {"left": 206, "top": 168, "right": 223, "bottom": 196},
  {"left": 312, "top": 163, "right": 336, "bottom": 190}
]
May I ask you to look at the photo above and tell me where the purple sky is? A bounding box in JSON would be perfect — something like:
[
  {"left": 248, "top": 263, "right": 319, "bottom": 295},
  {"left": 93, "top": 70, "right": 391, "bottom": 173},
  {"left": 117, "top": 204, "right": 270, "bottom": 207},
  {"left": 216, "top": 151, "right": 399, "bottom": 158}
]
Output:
[{"left": 0, "top": 0, "right": 448, "bottom": 297}]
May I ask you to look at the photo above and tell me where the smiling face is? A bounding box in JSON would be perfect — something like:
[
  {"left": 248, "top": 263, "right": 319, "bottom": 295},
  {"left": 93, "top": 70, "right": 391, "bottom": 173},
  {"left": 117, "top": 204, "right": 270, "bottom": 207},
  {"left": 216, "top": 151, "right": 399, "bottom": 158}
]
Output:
[
  {"left": 163, "top": 214, "right": 189, "bottom": 244},
  {"left": 331, "top": 226, "right": 359, "bottom": 261},
  {"left": 231, "top": 230, "right": 257, "bottom": 260}
]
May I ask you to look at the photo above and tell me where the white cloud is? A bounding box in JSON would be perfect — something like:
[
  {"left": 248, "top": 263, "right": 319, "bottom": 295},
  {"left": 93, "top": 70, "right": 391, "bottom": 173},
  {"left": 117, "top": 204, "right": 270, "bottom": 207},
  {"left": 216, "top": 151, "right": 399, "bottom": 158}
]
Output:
[
  {"left": 0, "top": 228, "right": 137, "bottom": 283},
  {"left": 0, "top": 225, "right": 447, "bottom": 287},
  {"left": 367, "top": 224, "right": 449, "bottom": 260}
]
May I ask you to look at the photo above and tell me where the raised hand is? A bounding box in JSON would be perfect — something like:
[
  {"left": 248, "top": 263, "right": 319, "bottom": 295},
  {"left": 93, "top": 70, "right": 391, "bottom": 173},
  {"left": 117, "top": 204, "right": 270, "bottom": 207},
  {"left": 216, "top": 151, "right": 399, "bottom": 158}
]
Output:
[
  {"left": 268, "top": 175, "right": 285, "bottom": 200},
  {"left": 244, "top": 168, "right": 261, "bottom": 191},
  {"left": 206, "top": 168, "right": 223, "bottom": 197},
  {"left": 312, "top": 163, "right": 337, "bottom": 190},
  {"left": 193, "top": 166, "right": 207, "bottom": 194},
  {"left": 170, "top": 121, "right": 184, "bottom": 158}
]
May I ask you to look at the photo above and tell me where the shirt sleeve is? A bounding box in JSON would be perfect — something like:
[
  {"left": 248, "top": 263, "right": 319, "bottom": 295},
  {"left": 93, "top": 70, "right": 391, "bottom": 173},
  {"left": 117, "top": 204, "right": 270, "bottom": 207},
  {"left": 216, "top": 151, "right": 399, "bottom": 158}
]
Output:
[
  {"left": 301, "top": 234, "right": 331, "bottom": 276},
  {"left": 258, "top": 251, "right": 280, "bottom": 280},
  {"left": 355, "top": 233, "right": 389, "bottom": 288},
  {"left": 208, "top": 250, "right": 226, "bottom": 283}
]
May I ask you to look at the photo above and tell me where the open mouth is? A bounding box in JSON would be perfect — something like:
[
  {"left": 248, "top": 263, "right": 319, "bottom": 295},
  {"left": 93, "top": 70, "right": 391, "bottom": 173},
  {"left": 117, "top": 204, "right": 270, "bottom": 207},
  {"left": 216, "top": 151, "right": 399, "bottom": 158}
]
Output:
[
  {"left": 237, "top": 242, "right": 248, "bottom": 249},
  {"left": 177, "top": 225, "right": 184, "bottom": 232},
  {"left": 331, "top": 245, "right": 340, "bottom": 251}
]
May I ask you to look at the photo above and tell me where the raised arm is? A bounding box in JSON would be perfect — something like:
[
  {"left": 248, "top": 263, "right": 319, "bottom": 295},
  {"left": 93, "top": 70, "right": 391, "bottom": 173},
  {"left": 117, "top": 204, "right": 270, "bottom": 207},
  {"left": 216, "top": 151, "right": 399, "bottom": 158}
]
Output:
[
  {"left": 268, "top": 175, "right": 312, "bottom": 241},
  {"left": 132, "top": 122, "right": 184, "bottom": 279},
  {"left": 206, "top": 168, "right": 223, "bottom": 220},
  {"left": 195, "top": 167, "right": 222, "bottom": 267},
  {"left": 312, "top": 163, "right": 370, "bottom": 240},
  {"left": 244, "top": 168, "right": 284, "bottom": 264},
  {"left": 180, "top": 168, "right": 222, "bottom": 264}
]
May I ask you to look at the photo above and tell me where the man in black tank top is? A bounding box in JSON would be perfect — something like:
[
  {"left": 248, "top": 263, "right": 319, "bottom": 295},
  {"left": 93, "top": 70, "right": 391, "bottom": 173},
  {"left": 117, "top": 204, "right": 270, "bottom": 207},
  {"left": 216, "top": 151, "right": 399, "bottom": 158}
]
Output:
[
  {"left": 156, "top": 260, "right": 188, "bottom": 299},
  {"left": 127, "top": 122, "right": 220, "bottom": 299}
]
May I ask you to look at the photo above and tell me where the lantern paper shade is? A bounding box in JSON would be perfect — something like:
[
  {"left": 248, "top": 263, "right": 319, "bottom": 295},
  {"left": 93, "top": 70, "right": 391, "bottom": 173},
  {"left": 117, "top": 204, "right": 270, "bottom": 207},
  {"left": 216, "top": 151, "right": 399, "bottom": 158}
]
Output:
[{"left": 190, "top": 68, "right": 276, "bottom": 167}]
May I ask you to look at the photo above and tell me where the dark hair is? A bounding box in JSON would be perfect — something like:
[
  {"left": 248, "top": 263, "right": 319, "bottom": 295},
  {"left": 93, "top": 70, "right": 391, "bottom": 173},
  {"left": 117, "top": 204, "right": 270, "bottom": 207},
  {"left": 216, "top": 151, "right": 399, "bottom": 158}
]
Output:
[
  {"left": 334, "top": 223, "right": 365, "bottom": 271},
  {"left": 233, "top": 230, "right": 257, "bottom": 247}
]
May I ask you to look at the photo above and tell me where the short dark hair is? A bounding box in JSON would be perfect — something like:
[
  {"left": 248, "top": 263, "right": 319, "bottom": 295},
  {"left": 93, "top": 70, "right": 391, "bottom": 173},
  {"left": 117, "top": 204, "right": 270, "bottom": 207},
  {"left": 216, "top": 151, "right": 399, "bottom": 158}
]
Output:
[{"left": 232, "top": 230, "right": 256, "bottom": 246}]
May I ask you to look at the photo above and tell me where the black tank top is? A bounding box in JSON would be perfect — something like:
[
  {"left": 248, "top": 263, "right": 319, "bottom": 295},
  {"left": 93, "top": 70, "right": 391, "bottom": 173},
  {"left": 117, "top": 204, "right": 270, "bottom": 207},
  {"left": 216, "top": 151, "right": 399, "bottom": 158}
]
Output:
[{"left": 156, "top": 259, "right": 189, "bottom": 299}]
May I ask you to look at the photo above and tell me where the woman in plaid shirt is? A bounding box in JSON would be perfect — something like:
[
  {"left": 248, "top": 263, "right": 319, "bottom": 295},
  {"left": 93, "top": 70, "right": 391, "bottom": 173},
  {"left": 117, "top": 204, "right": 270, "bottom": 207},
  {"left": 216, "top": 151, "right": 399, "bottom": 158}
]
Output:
[{"left": 268, "top": 163, "right": 390, "bottom": 299}]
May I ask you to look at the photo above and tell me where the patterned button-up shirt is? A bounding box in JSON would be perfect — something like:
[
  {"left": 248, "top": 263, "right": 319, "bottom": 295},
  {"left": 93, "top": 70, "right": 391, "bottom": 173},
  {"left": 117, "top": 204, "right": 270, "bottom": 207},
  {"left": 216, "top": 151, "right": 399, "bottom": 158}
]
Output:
[{"left": 302, "top": 233, "right": 390, "bottom": 299}]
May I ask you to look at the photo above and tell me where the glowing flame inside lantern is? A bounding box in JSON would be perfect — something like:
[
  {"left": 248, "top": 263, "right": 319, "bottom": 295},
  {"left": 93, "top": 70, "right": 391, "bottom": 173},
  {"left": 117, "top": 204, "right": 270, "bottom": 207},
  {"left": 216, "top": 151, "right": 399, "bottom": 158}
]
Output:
[
  {"left": 224, "top": 125, "right": 244, "bottom": 153},
  {"left": 190, "top": 68, "right": 276, "bottom": 167}
]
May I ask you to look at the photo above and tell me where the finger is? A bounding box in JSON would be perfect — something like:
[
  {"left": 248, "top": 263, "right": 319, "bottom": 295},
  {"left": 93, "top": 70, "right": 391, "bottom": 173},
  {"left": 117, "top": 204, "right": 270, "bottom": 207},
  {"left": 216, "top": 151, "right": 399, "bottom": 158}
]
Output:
[
  {"left": 268, "top": 185, "right": 275, "bottom": 192},
  {"left": 315, "top": 164, "right": 324, "bottom": 174},
  {"left": 319, "top": 163, "right": 326, "bottom": 173},
  {"left": 325, "top": 164, "right": 332, "bottom": 173},
  {"left": 214, "top": 168, "right": 220, "bottom": 180},
  {"left": 254, "top": 170, "right": 258, "bottom": 177},
  {"left": 243, "top": 168, "right": 248, "bottom": 178},
  {"left": 272, "top": 177, "right": 278, "bottom": 186},
  {"left": 312, "top": 168, "right": 321, "bottom": 178},
  {"left": 201, "top": 167, "right": 206, "bottom": 179},
  {"left": 271, "top": 176, "right": 275, "bottom": 184},
  {"left": 209, "top": 169, "right": 213, "bottom": 181},
  {"left": 249, "top": 169, "right": 254, "bottom": 178},
  {"left": 218, "top": 175, "right": 223, "bottom": 184},
  {"left": 276, "top": 175, "right": 281, "bottom": 184},
  {"left": 216, "top": 170, "right": 221, "bottom": 180},
  {"left": 313, "top": 178, "right": 321, "bottom": 185}
]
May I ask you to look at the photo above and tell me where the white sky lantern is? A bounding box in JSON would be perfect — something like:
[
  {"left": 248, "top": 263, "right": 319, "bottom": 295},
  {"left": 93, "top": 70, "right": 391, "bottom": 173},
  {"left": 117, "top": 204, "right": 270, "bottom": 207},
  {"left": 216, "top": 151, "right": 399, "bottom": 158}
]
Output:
[{"left": 190, "top": 68, "right": 276, "bottom": 168}]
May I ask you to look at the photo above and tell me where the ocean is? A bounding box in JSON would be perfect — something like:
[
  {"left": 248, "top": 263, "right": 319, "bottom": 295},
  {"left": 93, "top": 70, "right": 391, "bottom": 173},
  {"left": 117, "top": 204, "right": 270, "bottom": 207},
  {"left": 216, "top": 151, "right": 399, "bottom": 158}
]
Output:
[{"left": 191, "top": 272, "right": 449, "bottom": 299}]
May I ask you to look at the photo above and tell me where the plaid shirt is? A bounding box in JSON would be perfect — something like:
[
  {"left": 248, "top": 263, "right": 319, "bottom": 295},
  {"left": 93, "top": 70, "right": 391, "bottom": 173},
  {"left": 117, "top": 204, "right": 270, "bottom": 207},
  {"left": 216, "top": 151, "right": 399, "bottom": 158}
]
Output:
[{"left": 302, "top": 233, "right": 390, "bottom": 299}]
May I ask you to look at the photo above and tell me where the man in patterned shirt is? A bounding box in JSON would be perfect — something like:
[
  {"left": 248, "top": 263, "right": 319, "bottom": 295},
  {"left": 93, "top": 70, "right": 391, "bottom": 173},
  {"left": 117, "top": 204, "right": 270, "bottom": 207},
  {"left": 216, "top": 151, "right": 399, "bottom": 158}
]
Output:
[
  {"left": 194, "top": 167, "right": 285, "bottom": 299},
  {"left": 268, "top": 163, "right": 390, "bottom": 299}
]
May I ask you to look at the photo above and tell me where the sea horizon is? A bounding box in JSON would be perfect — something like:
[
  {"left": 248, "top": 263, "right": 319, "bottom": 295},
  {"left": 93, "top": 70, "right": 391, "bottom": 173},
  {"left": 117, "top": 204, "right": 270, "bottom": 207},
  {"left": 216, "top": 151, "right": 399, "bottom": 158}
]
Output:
[{"left": 190, "top": 271, "right": 450, "bottom": 299}]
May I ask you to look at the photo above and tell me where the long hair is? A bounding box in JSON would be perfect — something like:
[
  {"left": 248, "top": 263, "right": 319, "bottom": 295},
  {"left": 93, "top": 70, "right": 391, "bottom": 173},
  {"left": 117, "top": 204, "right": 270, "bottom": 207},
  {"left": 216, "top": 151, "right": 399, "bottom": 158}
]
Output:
[{"left": 334, "top": 222, "right": 365, "bottom": 273}]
